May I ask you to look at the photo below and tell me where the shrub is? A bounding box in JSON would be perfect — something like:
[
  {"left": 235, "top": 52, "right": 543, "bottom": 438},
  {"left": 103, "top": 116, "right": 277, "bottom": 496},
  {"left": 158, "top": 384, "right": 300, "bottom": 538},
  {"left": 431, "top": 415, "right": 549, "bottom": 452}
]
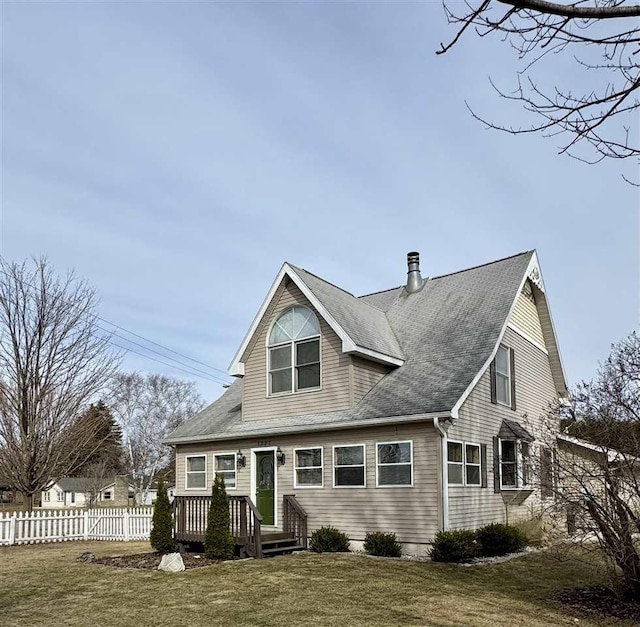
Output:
[
  {"left": 476, "top": 523, "right": 528, "bottom": 557},
  {"left": 429, "top": 529, "right": 478, "bottom": 563},
  {"left": 150, "top": 477, "right": 176, "bottom": 553},
  {"left": 364, "top": 532, "right": 402, "bottom": 557},
  {"left": 204, "top": 475, "right": 234, "bottom": 560},
  {"left": 309, "top": 526, "right": 350, "bottom": 553}
]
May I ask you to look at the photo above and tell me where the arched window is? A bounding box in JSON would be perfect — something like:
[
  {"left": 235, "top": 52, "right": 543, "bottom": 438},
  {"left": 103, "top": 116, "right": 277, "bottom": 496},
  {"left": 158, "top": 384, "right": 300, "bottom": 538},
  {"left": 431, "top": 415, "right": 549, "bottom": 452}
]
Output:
[{"left": 268, "top": 306, "right": 321, "bottom": 394}]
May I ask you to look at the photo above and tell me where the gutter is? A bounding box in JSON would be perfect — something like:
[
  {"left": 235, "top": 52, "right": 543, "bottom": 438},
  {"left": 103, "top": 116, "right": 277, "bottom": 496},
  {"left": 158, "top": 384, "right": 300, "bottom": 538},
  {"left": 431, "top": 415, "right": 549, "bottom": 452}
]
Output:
[{"left": 433, "top": 417, "right": 449, "bottom": 532}]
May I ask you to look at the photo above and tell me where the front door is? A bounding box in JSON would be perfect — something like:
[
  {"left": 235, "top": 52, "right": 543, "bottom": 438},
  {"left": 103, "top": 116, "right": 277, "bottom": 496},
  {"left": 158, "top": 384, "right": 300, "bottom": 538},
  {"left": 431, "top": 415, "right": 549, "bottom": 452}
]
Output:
[{"left": 255, "top": 451, "right": 275, "bottom": 525}]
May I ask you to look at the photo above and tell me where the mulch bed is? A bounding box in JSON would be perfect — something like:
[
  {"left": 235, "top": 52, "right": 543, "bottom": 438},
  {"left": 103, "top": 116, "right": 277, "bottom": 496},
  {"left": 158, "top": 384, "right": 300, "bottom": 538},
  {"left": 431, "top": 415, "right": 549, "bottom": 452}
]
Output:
[
  {"left": 557, "top": 586, "right": 640, "bottom": 623},
  {"left": 93, "top": 552, "right": 220, "bottom": 570}
]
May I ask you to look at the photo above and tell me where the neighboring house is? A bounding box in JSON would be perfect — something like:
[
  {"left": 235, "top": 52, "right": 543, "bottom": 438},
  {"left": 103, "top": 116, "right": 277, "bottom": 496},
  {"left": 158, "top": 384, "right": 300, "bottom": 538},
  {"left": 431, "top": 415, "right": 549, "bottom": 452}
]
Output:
[
  {"left": 165, "top": 250, "right": 567, "bottom": 553},
  {"left": 41, "top": 478, "right": 90, "bottom": 508},
  {"left": 97, "top": 476, "right": 136, "bottom": 507}
]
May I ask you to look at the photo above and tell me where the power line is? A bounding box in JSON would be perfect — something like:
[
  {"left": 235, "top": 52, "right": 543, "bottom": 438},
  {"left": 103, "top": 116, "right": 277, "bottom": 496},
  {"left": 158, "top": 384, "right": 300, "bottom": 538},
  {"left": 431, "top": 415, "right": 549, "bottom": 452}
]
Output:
[{"left": 98, "top": 324, "right": 230, "bottom": 385}]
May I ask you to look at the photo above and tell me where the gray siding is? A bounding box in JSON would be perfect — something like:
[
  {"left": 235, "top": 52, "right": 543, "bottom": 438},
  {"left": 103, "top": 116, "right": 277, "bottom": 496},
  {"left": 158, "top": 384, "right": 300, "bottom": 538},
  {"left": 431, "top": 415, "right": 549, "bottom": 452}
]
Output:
[
  {"left": 510, "top": 281, "right": 546, "bottom": 348},
  {"left": 351, "top": 356, "right": 390, "bottom": 405},
  {"left": 175, "top": 423, "right": 441, "bottom": 544},
  {"left": 242, "top": 280, "right": 352, "bottom": 420},
  {"left": 447, "top": 325, "right": 558, "bottom": 530}
]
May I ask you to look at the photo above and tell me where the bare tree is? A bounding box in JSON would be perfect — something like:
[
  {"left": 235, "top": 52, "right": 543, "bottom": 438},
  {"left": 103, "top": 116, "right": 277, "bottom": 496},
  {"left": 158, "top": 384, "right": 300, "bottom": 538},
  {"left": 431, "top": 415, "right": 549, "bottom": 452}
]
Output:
[
  {"left": 109, "top": 372, "right": 204, "bottom": 505},
  {"left": 438, "top": 1, "right": 640, "bottom": 167},
  {"left": 0, "top": 258, "right": 120, "bottom": 509},
  {"left": 541, "top": 332, "right": 640, "bottom": 599}
]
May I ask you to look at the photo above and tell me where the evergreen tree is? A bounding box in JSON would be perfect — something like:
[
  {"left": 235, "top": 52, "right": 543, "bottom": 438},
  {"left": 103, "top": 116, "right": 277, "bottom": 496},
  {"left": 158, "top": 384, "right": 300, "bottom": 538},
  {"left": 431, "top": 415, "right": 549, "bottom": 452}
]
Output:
[
  {"left": 150, "top": 477, "right": 176, "bottom": 553},
  {"left": 204, "top": 475, "right": 234, "bottom": 560}
]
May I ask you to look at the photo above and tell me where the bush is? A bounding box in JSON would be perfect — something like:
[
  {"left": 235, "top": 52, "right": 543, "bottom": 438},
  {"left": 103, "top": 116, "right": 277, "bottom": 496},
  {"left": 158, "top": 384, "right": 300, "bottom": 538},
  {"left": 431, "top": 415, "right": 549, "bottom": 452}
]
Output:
[
  {"left": 364, "top": 532, "right": 402, "bottom": 557},
  {"left": 429, "top": 529, "right": 478, "bottom": 563},
  {"left": 150, "top": 477, "right": 176, "bottom": 553},
  {"left": 309, "top": 526, "right": 350, "bottom": 553},
  {"left": 204, "top": 475, "right": 234, "bottom": 560},
  {"left": 476, "top": 523, "right": 528, "bottom": 557}
]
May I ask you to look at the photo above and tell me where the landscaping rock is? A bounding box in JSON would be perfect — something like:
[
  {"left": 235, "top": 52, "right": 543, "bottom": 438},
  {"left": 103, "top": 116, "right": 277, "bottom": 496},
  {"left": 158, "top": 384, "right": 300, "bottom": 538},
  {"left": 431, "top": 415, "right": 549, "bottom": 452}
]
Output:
[
  {"left": 158, "top": 552, "right": 185, "bottom": 572},
  {"left": 78, "top": 551, "right": 95, "bottom": 562}
]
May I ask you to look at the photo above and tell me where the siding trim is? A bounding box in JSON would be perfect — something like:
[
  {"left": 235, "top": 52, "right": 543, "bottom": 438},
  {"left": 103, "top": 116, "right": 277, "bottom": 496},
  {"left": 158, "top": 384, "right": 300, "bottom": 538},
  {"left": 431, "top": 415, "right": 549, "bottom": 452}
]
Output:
[{"left": 507, "top": 322, "right": 549, "bottom": 355}]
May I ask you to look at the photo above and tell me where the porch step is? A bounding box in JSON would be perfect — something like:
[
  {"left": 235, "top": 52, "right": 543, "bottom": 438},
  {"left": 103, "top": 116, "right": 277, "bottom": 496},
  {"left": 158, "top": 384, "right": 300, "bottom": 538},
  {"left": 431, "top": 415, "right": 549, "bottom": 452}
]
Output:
[
  {"left": 261, "top": 543, "right": 306, "bottom": 556},
  {"left": 260, "top": 533, "right": 305, "bottom": 557}
]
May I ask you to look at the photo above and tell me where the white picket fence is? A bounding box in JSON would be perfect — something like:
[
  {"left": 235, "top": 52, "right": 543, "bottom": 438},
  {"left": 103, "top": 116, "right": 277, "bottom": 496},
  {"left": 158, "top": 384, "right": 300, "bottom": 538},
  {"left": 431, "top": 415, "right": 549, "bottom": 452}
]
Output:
[{"left": 0, "top": 507, "right": 154, "bottom": 546}]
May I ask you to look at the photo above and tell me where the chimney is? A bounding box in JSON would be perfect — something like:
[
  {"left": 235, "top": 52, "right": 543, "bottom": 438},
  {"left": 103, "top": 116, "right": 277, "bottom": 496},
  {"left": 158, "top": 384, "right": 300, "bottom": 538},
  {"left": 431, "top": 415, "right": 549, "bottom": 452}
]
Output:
[{"left": 405, "top": 251, "right": 423, "bottom": 294}]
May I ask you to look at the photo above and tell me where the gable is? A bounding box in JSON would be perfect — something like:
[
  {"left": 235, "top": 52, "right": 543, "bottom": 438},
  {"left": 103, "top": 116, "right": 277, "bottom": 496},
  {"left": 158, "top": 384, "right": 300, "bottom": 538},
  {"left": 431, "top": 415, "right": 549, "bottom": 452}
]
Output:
[
  {"left": 508, "top": 280, "right": 546, "bottom": 350},
  {"left": 241, "top": 279, "right": 352, "bottom": 421}
]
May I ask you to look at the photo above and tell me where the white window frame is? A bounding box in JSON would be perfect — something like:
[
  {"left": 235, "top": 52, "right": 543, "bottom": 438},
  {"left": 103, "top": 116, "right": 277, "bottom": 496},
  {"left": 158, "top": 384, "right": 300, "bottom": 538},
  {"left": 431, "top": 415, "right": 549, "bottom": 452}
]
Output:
[
  {"left": 43, "top": 491, "right": 50, "bottom": 502},
  {"left": 103, "top": 490, "right": 112, "bottom": 500},
  {"left": 267, "top": 307, "right": 322, "bottom": 397},
  {"left": 447, "top": 440, "right": 483, "bottom": 487},
  {"left": 293, "top": 447, "right": 324, "bottom": 489},
  {"left": 465, "top": 443, "right": 482, "bottom": 487},
  {"left": 375, "top": 440, "right": 413, "bottom": 488},
  {"left": 332, "top": 444, "right": 366, "bottom": 488},
  {"left": 495, "top": 345, "right": 512, "bottom": 407},
  {"left": 213, "top": 452, "right": 238, "bottom": 491},
  {"left": 447, "top": 440, "right": 464, "bottom": 486},
  {"left": 56, "top": 491, "right": 64, "bottom": 502},
  {"left": 185, "top": 454, "right": 207, "bottom": 491},
  {"left": 499, "top": 439, "right": 531, "bottom": 490}
]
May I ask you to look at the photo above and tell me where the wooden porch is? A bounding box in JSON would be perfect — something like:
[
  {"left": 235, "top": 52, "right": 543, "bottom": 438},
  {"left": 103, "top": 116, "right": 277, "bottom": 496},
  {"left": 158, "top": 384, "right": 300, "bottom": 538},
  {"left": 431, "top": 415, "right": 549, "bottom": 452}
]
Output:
[{"left": 173, "top": 494, "right": 308, "bottom": 558}]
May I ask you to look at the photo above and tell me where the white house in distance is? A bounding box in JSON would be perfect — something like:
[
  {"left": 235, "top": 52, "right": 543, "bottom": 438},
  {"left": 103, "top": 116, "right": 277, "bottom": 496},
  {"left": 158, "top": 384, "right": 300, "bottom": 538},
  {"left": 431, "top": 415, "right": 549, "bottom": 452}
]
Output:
[
  {"left": 41, "top": 478, "right": 90, "bottom": 508},
  {"left": 41, "top": 475, "right": 137, "bottom": 508}
]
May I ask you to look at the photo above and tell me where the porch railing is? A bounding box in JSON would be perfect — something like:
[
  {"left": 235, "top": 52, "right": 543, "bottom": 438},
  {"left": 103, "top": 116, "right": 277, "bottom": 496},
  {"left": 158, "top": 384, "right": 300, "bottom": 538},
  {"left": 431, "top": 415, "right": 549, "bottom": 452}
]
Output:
[
  {"left": 173, "top": 495, "right": 263, "bottom": 558},
  {"left": 283, "top": 494, "right": 308, "bottom": 549}
]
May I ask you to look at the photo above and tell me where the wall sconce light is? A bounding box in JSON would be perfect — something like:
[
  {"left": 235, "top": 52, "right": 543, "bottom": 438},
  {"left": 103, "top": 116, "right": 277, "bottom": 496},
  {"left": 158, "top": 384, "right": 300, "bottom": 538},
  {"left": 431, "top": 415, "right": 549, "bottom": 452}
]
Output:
[
  {"left": 276, "top": 447, "right": 286, "bottom": 466},
  {"left": 236, "top": 450, "right": 246, "bottom": 468}
]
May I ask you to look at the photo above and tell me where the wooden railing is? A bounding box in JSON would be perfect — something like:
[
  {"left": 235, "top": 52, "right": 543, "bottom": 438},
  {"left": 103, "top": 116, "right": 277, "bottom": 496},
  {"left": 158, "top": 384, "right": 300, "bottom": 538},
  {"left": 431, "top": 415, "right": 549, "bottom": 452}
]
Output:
[
  {"left": 173, "top": 495, "right": 263, "bottom": 558},
  {"left": 283, "top": 494, "right": 308, "bottom": 549}
]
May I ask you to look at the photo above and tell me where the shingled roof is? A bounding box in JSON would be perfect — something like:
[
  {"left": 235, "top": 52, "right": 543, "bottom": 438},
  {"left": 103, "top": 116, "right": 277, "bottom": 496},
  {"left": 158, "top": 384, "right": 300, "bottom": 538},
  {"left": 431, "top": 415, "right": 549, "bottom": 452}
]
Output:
[{"left": 166, "top": 251, "right": 544, "bottom": 444}]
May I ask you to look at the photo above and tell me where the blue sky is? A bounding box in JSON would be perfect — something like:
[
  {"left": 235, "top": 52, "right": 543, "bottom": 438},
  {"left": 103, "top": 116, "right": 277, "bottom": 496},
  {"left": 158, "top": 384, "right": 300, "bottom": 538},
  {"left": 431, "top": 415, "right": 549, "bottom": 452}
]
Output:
[{"left": 2, "top": 1, "right": 637, "bottom": 402}]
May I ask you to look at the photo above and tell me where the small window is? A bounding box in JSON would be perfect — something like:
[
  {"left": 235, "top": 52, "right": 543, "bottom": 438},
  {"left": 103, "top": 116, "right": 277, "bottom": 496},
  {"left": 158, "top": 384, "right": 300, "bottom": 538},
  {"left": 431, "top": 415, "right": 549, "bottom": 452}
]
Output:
[
  {"left": 333, "top": 444, "right": 365, "bottom": 487},
  {"left": 495, "top": 345, "right": 511, "bottom": 406},
  {"left": 377, "top": 441, "right": 413, "bottom": 487},
  {"left": 70, "top": 492, "right": 75, "bottom": 504},
  {"left": 57, "top": 491, "right": 64, "bottom": 502},
  {"left": 447, "top": 441, "right": 464, "bottom": 485},
  {"left": 499, "top": 439, "right": 530, "bottom": 489},
  {"left": 465, "top": 444, "right": 481, "bottom": 486},
  {"left": 43, "top": 491, "right": 50, "bottom": 502},
  {"left": 103, "top": 490, "right": 112, "bottom": 500},
  {"left": 294, "top": 447, "right": 323, "bottom": 488},
  {"left": 268, "top": 307, "right": 321, "bottom": 395},
  {"left": 186, "top": 455, "right": 207, "bottom": 489},
  {"left": 214, "top": 453, "right": 237, "bottom": 489}
]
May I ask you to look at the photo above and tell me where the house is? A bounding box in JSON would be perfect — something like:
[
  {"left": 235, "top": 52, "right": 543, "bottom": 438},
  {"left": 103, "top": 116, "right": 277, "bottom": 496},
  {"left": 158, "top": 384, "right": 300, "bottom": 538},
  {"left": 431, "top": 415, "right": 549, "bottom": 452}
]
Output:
[
  {"left": 96, "top": 476, "right": 136, "bottom": 506},
  {"left": 165, "top": 250, "right": 567, "bottom": 554},
  {"left": 41, "top": 478, "right": 90, "bottom": 508}
]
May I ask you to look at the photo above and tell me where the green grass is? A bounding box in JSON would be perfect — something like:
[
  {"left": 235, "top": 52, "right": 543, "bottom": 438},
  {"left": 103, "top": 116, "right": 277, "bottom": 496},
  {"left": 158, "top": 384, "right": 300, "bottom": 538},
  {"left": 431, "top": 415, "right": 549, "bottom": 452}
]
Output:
[{"left": 0, "top": 541, "right": 630, "bottom": 626}]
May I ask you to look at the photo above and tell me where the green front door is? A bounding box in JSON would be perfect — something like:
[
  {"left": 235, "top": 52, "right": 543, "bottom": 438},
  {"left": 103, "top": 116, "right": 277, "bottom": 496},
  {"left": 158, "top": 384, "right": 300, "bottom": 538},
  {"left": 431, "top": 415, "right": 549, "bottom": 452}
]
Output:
[{"left": 255, "top": 451, "right": 275, "bottom": 525}]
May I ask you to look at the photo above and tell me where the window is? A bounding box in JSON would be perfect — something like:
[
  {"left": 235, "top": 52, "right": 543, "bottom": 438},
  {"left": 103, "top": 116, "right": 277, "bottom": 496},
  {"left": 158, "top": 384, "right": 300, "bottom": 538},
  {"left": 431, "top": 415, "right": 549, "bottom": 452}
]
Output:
[
  {"left": 103, "top": 490, "right": 112, "bottom": 500},
  {"left": 57, "top": 491, "right": 64, "bottom": 502},
  {"left": 333, "top": 444, "right": 365, "bottom": 487},
  {"left": 447, "top": 442, "right": 464, "bottom": 485},
  {"left": 377, "top": 441, "right": 413, "bottom": 487},
  {"left": 465, "top": 444, "right": 481, "bottom": 486},
  {"left": 214, "top": 453, "right": 237, "bottom": 489},
  {"left": 495, "top": 345, "right": 511, "bottom": 406},
  {"left": 294, "top": 447, "right": 323, "bottom": 488},
  {"left": 499, "top": 440, "right": 530, "bottom": 489},
  {"left": 43, "top": 491, "right": 50, "bottom": 502},
  {"left": 70, "top": 492, "right": 75, "bottom": 504},
  {"left": 448, "top": 441, "right": 482, "bottom": 486},
  {"left": 186, "top": 455, "right": 206, "bottom": 489},
  {"left": 268, "top": 307, "right": 320, "bottom": 395}
]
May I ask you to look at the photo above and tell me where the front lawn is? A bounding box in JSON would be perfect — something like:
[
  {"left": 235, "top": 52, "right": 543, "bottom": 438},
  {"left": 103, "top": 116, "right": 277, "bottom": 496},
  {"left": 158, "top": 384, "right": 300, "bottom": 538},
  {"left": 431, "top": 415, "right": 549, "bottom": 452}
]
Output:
[{"left": 0, "top": 541, "right": 630, "bottom": 626}]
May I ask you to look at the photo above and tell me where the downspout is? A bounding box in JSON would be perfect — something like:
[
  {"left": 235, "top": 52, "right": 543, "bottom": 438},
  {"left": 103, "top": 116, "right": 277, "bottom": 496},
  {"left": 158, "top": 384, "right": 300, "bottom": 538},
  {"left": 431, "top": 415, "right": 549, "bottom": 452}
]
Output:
[{"left": 433, "top": 417, "right": 449, "bottom": 531}]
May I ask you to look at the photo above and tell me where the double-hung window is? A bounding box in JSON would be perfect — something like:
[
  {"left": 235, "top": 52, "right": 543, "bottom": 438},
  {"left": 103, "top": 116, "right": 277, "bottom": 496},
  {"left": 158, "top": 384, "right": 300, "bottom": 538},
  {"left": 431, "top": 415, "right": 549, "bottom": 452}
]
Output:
[
  {"left": 495, "top": 345, "right": 512, "bottom": 406},
  {"left": 294, "top": 447, "right": 323, "bottom": 488},
  {"left": 186, "top": 455, "right": 206, "bottom": 489},
  {"left": 448, "top": 441, "right": 482, "bottom": 486},
  {"left": 499, "top": 440, "right": 530, "bottom": 489},
  {"left": 376, "top": 441, "right": 413, "bottom": 486},
  {"left": 268, "top": 307, "right": 321, "bottom": 395},
  {"left": 214, "top": 453, "right": 237, "bottom": 489},
  {"left": 44, "top": 491, "right": 50, "bottom": 502},
  {"left": 333, "top": 444, "right": 365, "bottom": 487}
]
